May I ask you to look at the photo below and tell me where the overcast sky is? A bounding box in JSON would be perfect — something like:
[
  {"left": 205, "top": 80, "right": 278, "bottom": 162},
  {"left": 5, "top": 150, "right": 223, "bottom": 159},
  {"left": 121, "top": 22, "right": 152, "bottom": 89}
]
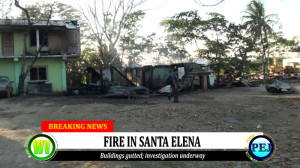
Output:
[
  {"left": 13, "top": 0, "right": 300, "bottom": 39},
  {"left": 136, "top": 0, "right": 300, "bottom": 39}
]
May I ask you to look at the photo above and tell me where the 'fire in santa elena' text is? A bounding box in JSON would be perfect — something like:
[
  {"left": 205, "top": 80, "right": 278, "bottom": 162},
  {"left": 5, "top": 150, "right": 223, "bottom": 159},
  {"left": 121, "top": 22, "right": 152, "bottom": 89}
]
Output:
[{"left": 104, "top": 136, "right": 201, "bottom": 148}]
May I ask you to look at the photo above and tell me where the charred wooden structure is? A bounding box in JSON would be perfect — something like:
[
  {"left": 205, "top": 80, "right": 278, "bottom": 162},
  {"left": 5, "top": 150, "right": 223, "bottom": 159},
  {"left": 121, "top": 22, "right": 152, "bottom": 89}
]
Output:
[{"left": 87, "top": 63, "right": 213, "bottom": 92}]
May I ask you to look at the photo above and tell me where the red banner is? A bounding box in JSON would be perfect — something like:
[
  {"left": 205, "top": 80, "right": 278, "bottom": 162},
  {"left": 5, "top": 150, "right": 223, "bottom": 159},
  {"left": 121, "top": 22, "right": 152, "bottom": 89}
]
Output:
[{"left": 41, "top": 121, "right": 113, "bottom": 132}]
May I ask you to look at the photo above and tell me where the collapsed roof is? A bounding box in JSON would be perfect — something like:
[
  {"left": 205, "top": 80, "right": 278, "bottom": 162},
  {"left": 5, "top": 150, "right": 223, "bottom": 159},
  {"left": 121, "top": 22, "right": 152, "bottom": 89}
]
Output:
[{"left": 0, "top": 19, "right": 78, "bottom": 29}]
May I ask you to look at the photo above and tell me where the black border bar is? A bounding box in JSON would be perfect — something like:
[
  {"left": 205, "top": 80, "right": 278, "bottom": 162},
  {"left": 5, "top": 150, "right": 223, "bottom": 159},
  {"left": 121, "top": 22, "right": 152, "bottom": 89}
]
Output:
[{"left": 51, "top": 151, "right": 250, "bottom": 161}]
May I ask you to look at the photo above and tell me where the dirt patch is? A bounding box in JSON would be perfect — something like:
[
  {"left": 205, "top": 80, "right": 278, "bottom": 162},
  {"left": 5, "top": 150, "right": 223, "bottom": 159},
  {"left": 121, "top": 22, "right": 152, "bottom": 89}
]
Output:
[{"left": 0, "top": 84, "right": 300, "bottom": 167}]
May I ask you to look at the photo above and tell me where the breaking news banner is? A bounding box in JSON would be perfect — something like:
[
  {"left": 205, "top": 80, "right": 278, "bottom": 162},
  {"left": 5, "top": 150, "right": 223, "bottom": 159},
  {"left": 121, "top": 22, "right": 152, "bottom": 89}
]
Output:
[{"left": 24, "top": 121, "right": 276, "bottom": 162}]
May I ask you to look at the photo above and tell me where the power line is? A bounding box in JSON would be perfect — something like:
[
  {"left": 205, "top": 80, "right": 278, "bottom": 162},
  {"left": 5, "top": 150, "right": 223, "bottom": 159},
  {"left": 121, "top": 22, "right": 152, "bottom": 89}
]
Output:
[{"left": 194, "top": 0, "right": 225, "bottom": 7}]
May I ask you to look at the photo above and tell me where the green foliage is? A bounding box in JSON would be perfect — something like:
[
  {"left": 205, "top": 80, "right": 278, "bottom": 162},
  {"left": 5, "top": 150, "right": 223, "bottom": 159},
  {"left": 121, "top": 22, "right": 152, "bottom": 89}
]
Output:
[
  {"left": 242, "top": 0, "right": 279, "bottom": 82},
  {"left": 119, "top": 10, "right": 146, "bottom": 66},
  {"left": 161, "top": 10, "right": 258, "bottom": 81},
  {"left": 226, "top": 23, "right": 257, "bottom": 78},
  {"left": 17, "top": 1, "right": 89, "bottom": 44},
  {"left": 66, "top": 46, "right": 115, "bottom": 87},
  {"left": 123, "top": 10, "right": 145, "bottom": 31},
  {"left": 205, "top": 12, "right": 227, "bottom": 32},
  {"left": 16, "top": 0, "right": 289, "bottom": 86},
  {"left": 0, "top": 0, "right": 13, "bottom": 18},
  {"left": 160, "top": 11, "right": 205, "bottom": 61},
  {"left": 66, "top": 47, "right": 97, "bottom": 87},
  {"left": 249, "top": 59, "right": 263, "bottom": 73},
  {"left": 273, "top": 34, "right": 300, "bottom": 52},
  {"left": 18, "top": 1, "right": 81, "bottom": 21},
  {"left": 200, "top": 12, "right": 231, "bottom": 84},
  {"left": 267, "top": 32, "right": 298, "bottom": 69},
  {"left": 267, "top": 56, "right": 286, "bottom": 67},
  {"left": 242, "top": 0, "right": 278, "bottom": 40},
  {"left": 160, "top": 11, "right": 204, "bottom": 42},
  {"left": 17, "top": 1, "right": 92, "bottom": 87}
]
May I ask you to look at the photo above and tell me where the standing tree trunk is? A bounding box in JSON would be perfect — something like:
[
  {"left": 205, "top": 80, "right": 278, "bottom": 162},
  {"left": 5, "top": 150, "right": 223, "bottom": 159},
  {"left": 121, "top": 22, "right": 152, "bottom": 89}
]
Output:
[
  {"left": 264, "top": 27, "right": 270, "bottom": 78},
  {"left": 18, "top": 74, "right": 27, "bottom": 95},
  {"left": 260, "top": 33, "right": 266, "bottom": 85},
  {"left": 217, "top": 55, "right": 220, "bottom": 87},
  {"left": 78, "top": 0, "right": 145, "bottom": 68},
  {"left": 17, "top": 27, "right": 30, "bottom": 95},
  {"left": 216, "top": 38, "right": 220, "bottom": 87},
  {"left": 15, "top": 0, "right": 53, "bottom": 95}
]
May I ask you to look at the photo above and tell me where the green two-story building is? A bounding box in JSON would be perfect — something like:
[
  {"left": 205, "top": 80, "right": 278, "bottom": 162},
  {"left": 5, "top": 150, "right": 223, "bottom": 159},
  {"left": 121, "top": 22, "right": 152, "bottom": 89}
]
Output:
[{"left": 0, "top": 19, "right": 80, "bottom": 94}]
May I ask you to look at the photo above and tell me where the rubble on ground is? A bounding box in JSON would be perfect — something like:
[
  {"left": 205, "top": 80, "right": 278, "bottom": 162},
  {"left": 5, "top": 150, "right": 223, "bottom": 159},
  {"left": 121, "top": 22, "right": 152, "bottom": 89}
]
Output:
[
  {"left": 229, "top": 80, "right": 259, "bottom": 87},
  {"left": 104, "top": 86, "right": 150, "bottom": 98},
  {"left": 265, "top": 80, "right": 296, "bottom": 94}
]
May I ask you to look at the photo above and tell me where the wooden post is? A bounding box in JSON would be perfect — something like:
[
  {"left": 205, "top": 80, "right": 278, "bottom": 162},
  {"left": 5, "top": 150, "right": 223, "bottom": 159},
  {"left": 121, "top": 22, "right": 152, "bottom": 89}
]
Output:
[
  {"left": 191, "top": 75, "right": 195, "bottom": 90},
  {"left": 110, "top": 66, "right": 135, "bottom": 86},
  {"left": 202, "top": 75, "right": 208, "bottom": 90},
  {"left": 36, "top": 29, "right": 39, "bottom": 52},
  {"left": 110, "top": 66, "right": 114, "bottom": 84},
  {"left": 100, "top": 69, "right": 103, "bottom": 87}
]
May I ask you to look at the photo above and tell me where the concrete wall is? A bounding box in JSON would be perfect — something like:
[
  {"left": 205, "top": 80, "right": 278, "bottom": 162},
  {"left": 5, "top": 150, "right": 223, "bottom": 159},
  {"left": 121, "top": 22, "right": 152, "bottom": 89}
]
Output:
[
  {"left": 0, "top": 57, "right": 66, "bottom": 94},
  {"left": 13, "top": 30, "right": 24, "bottom": 56},
  {"left": 0, "top": 28, "right": 79, "bottom": 57},
  {"left": 0, "top": 29, "right": 50, "bottom": 57},
  {"left": 0, "top": 28, "right": 74, "bottom": 94}
]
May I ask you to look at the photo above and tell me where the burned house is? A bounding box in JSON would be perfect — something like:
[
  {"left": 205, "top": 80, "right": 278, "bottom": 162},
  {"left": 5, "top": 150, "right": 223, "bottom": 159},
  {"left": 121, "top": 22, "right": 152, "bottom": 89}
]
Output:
[
  {"left": 122, "top": 63, "right": 213, "bottom": 90},
  {"left": 0, "top": 19, "right": 80, "bottom": 94},
  {"left": 87, "top": 63, "right": 213, "bottom": 93}
]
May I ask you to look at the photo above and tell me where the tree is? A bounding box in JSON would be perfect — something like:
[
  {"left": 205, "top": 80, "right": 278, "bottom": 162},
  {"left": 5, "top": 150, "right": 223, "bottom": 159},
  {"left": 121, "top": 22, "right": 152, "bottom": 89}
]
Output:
[
  {"left": 119, "top": 10, "right": 146, "bottom": 67},
  {"left": 14, "top": 0, "right": 54, "bottom": 95},
  {"left": 18, "top": 2, "right": 81, "bottom": 21},
  {"left": 67, "top": 7, "right": 147, "bottom": 88},
  {"left": 0, "top": 0, "right": 13, "bottom": 18},
  {"left": 15, "top": 1, "right": 85, "bottom": 94},
  {"left": 226, "top": 23, "right": 256, "bottom": 80},
  {"left": 66, "top": 47, "right": 102, "bottom": 88},
  {"left": 18, "top": 1, "right": 86, "bottom": 43},
  {"left": 200, "top": 12, "right": 229, "bottom": 86},
  {"left": 18, "top": 2, "right": 91, "bottom": 89},
  {"left": 77, "top": 0, "right": 146, "bottom": 68},
  {"left": 242, "top": 0, "right": 278, "bottom": 84},
  {"left": 290, "top": 36, "right": 300, "bottom": 52},
  {"left": 160, "top": 11, "right": 205, "bottom": 62},
  {"left": 269, "top": 33, "right": 300, "bottom": 55},
  {"left": 141, "top": 33, "right": 169, "bottom": 65},
  {"left": 18, "top": 1, "right": 98, "bottom": 89}
]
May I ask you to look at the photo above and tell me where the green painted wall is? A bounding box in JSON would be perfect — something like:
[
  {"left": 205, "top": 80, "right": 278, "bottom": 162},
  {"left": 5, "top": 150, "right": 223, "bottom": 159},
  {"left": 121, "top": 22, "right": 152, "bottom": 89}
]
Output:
[
  {"left": 0, "top": 29, "right": 49, "bottom": 57},
  {"left": 13, "top": 31, "right": 24, "bottom": 56},
  {"left": 24, "top": 57, "right": 64, "bottom": 92},
  {"left": 61, "top": 60, "right": 67, "bottom": 91},
  {"left": 0, "top": 57, "right": 66, "bottom": 94},
  {"left": 0, "top": 33, "right": 2, "bottom": 56},
  {"left": 0, "top": 29, "right": 64, "bottom": 94}
]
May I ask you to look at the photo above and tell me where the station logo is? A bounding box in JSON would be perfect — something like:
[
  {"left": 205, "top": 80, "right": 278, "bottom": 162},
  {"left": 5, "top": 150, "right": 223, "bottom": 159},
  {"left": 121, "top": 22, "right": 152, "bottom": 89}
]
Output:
[
  {"left": 25, "top": 134, "right": 57, "bottom": 161},
  {"left": 247, "top": 134, "right": 276, "bottom": 161}
]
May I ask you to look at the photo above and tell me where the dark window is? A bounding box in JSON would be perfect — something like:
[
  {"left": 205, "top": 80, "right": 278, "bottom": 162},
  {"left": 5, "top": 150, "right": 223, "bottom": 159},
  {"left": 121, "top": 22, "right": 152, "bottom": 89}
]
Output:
[
  {"left": 30, "top": 67, "right": 47, "bottom": 81},
  {"left": 30, "top": 30, "right": 48, "bottom": 46},
  {"left": 30, "top": 31, "right": 36, "bottom": 47},
  {"left": 39, "top": 67, "right": 47, "bottom": 80},
  {"left": 2, "top": 32, "right": 14, "bottom": 56},
  {"left": 30, "top": 68, "right": 38, "bottom": 81}
]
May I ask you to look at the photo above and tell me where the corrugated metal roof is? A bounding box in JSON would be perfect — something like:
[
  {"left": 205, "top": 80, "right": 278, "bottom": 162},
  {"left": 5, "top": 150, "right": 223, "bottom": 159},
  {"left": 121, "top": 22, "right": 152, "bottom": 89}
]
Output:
[{"left": 0, "top": 19, "right": 78, "bottom": 29}]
